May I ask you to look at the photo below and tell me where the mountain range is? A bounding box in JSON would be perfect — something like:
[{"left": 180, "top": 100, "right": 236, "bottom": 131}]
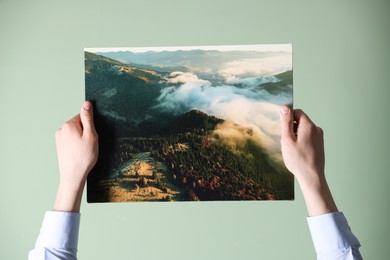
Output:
[
  {"left": 85, "top": 51, "right": 292, "bottom": 135},
  {"left": 95, "top": 49, "right": 289, "bottom": 74},
  {"left": 85, "top": 51, "right": 294, "bottom": 201}
]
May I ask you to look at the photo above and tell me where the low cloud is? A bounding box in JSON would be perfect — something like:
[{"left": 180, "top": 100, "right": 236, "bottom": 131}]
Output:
[
  {"left": 154, "top": 72, "right": 291, "bottom": 160},
  {"left": 219, "top": 55, "right": 292, "bottom": 79},
  {"left": 225, "top": 75, "right": 280, "bottom": 87},
  {"left": 164, "top": 71, "right": 208, "bottom": 84}
]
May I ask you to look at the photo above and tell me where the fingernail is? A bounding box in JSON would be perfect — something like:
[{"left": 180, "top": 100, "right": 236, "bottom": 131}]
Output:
[
  {"left": 83, "top": 101, "right": 91, "bottom": 111},
  {"left": 280, "top": 106, "right": 289, "bottom": 115}
]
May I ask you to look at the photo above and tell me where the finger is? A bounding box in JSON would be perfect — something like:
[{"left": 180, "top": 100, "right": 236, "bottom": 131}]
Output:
[
  {"left": 292, "top": 109, "right": 314, "bottom": 126},
  {"left": 279, "top": 105, "right": 295, "bottom": 141},
  {"left": 68, "top": 114, "right": 82, "bottom": 129},
  {"left": 80, "top": 101, "right": 96, "bottom": 136},
  {"left": 292, "top": 109, "right": 318, "bottom": 141}
]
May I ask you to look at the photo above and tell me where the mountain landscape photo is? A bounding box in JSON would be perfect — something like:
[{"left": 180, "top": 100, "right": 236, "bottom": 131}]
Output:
[{"left": 84, "top": 44, "right": 294, "bottom": 203}]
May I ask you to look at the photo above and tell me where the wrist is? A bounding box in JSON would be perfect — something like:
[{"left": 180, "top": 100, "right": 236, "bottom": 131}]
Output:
[
  {"left": 296, "top": 172, "right": 338, "bottom": 217},
  {"left": 59, "top": 175, "right": 87, "bottom": 191},
  {"left": 295, "top": 167, "right": 327, "bottom": 193},
  {"left": 53, "top": 180, "right": 86, "bottom": 213}
]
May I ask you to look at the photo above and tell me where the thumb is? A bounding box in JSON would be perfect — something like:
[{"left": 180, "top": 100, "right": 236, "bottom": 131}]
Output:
[
  {"left": 279, "top": 105, "right": 295, "bottom": 142},
  {"left": 80, "top": 101, "right": 96, "bottom": 135}
]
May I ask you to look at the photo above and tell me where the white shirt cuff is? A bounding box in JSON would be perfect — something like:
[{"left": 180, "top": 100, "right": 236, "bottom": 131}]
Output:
[
  {"left": 307, "top": 212, "right": 360, "bottom": 256},
  {"left": 35, "top": 211, "right": 81, "bottom": 250}
]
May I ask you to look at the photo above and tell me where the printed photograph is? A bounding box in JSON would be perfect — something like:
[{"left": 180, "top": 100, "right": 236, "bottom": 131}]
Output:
[{"left": 85, "top": 44, "right": 293, "bottom": 202}]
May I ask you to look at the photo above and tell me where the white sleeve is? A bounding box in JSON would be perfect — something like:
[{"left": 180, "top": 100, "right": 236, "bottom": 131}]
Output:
[
  {"left": 28, "top": 211, "right": 81, "bottom": 260},
  {"left": 307, "top": 212, "right": 362, "bottom": 260}
]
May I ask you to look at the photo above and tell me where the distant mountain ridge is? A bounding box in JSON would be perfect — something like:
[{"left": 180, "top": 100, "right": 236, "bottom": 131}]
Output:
[{"left": 95, "top": 49, "right": 289, "bottom": 73}]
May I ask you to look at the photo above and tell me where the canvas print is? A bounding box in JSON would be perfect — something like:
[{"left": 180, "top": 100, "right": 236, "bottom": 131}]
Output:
[{"left": 85, "top": 44, "right": 293, "bottom": 203}]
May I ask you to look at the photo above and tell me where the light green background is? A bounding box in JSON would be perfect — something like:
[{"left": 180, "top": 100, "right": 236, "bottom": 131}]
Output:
[{"left": 0, "top": 0, "right": 389, "bottom": 259}]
